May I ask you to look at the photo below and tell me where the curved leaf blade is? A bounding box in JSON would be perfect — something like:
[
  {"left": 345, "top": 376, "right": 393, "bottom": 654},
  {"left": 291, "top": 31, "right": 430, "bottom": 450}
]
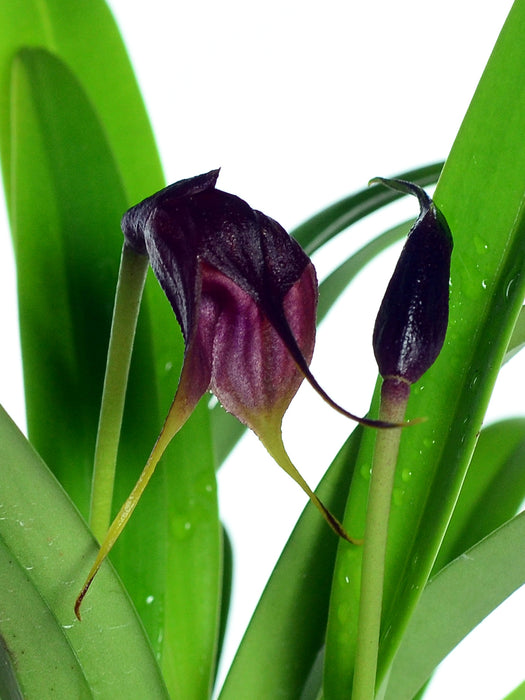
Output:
[
  {"left": 504, "top": 681, "right": 525, "bottom": 700},
  {"left": 317, "top": 221, "right": 410, "bottom": 324},
  {"left": 0, "top": 404, "right": 169, "bottom": 699},
  {"left": 219, "top": 425, "right": 364, "bottom": 699},
  {"left": 386, "top": 512, "right": 525, "bottom": 700},
  {"left": 10, "top": 46, "right": 129, "bottom": 514},
  {"left": 0, "top": 0, "right": 164, "bottom": 205},
  {"left": 325, "top": 1, "right": 525, "bottom": 693},
  {"left": 293, "top": 163, "right": 442, "bottom": 255},
  {"left": 9, "top": 45, "right": 221, "bottom": 699},
  {"left": 434, "top": 418, "right": 525, "bottom": 571}
]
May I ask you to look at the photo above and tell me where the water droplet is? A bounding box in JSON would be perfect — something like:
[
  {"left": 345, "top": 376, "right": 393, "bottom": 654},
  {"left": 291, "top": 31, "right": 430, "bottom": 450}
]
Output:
[
  {"left": 360, "top": 463, "right": 371, "bottom": 481},
  {"left": 469, "top": 372, "right": 480, "bottom": 390},
  {"left": 146, "top": 595, "right": 155, "bottom": 605},
  {"left": 473, "top": 235, "right": 489, "bottom": 255},
  {"left": 164, "top": 361, "right": 173, "bottom": 372},
  {"left": 505, "top": 277, "right": 518, "bottom": 300},
  {"left": 171, "top": 516, "right": 193, "bottom": 539},
  {"left": 401, "top": 468, "right": 412, "bottom": 483},
  {"left": 339, "top": 570, "right": 352, "bottom": 587},
  {"left": 481, "top": 279, "right": 488, "bottom": 290}
]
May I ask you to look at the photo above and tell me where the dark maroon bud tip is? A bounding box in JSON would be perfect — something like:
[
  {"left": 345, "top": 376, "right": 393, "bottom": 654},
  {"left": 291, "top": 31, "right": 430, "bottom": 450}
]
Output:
[{"left": 371, "top": 177, "right": 453, "bottom": 385}]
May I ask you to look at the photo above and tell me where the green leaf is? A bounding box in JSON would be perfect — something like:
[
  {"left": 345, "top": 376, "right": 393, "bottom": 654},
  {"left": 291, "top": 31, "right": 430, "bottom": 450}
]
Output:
[
  {"left": 386, "top": 512, "right": 525, "bottom": 700},
  {"left": 10, "top": 46, "right": 129, "bottom": 514},
  {"left": 0, "top": 404, "right": 169, "bottom": 699},
  {"left": 293, "top": 163, "right": 442, "bottom": 256},
  {"left": 7, "top": 43, "right": 220, "bottom": 700},
  {"left": 434, "top": 418, "right": 525, "bottom": 571},
  {"left": 325, "top": 1, "right": 525, "bottom": 693},
  {"left": 0, "top": 0, "right": 163, "bottom": 206},
  {"left": 317, "top": 221, "right": 410, "bottom": 324},
  {"left": 504, "top": 305, "right": 525, "bottom": 363},
  {"left": 218, "top": 425, "right": 364, "bottom": 699},
  {"left": 503, "top": 681, "right": 525, "bottom": 700}
]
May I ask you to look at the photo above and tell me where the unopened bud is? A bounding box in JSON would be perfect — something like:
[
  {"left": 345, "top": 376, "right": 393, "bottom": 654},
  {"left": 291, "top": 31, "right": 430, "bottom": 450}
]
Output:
[{"left": 370, "top": 178, "right": 453, "bottom": 400}]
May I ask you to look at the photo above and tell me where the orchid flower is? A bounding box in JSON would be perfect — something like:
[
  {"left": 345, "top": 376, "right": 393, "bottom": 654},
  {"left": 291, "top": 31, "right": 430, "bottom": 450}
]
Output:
[{"left": 76, "top": 170, "right": 400, "bottom": 616}]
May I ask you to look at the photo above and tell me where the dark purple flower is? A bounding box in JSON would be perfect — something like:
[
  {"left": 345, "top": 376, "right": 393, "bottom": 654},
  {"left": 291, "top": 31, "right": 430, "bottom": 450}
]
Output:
[
  {"left": 119, "top": 169, "right": 379, "bottom": 547},
  {"left": 371, "top": 177, "right": 453, "bottom": 401},
  {"left": 122, "top": 169, "right": 319, "bottom": 437},
  {"left": 123, "top": 169, "right": 396, "bottom": 431}
]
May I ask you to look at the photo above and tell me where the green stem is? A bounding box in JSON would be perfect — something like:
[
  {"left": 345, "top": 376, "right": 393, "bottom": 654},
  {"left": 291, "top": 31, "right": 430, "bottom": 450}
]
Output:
[
  {"left": 89, "top": 242, "right": 149, "bottom": 542},
  {"left": 352, "top": 380, "right": 409, "bottom": 700}
]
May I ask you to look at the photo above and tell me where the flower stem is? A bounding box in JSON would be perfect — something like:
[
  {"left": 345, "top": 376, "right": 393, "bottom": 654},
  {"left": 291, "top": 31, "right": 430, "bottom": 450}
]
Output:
[
  {"left": 89, "top": 242, "right": 149, "bottom": 542},
  {"left": 352, "top": 379, "right": 410, "bottom": 700}
]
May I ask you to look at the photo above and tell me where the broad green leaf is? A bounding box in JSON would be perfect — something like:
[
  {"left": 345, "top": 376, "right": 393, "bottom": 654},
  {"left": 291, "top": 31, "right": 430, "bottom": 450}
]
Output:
[
  {"left": 434, "top": 418, "right": 525, "bottom": 571},
  {"left": 8, "top": 45, "right": 220, "bottom": 700},
  {"left": 385, "top": 511, "right": 525, "bottom": 700},
  {"left": 0, "top": 404, "right": 169, "bottom": 699},
  {"left": 219, "top": 424, "right": 364, "bottom": 699},
  {"left": 325, "top": 2, "right": 525, "bottom": 694},
  {"left": 0, "top": 0, "right": 163, "bottom": 206},
  {"left": 10, "top": 46, "right": 129, "bottom": 514}
]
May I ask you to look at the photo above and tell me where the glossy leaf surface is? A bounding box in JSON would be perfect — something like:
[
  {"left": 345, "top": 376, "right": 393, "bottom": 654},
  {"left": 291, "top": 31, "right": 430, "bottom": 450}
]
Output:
[
  {"left": 219, "top": 425, "right": 365, "bottom": 699},
  {"left": 0, "top": 0, "right": 163, "bottom": 206},
  {"left": 386, "top": 511, "right": 525, "bottom": 700},
  {"left": 434, "top": 418, "right": 525, "bottom": 571},
  {"left": 0, "top": 405, "right": 169, "bottom": 699},
  {"left": 325, "top": 2, "right": 525, "bottom": 695},
  {"left": 1, "top": 11, "right": 221, "bottom": 697}
]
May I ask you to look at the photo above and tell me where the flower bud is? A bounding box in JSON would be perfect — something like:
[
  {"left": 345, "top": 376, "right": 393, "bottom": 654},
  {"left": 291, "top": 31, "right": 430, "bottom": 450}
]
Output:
[{"left": 370, "top": 178, "right": 453, "bottom": 399}]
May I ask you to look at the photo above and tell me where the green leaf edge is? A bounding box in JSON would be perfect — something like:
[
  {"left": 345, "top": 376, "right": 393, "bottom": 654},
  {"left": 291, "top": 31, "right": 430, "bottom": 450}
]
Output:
[
  {"left": 218, "top": 424, "right": 365, "bottom": 699},
  {"left": 325, "top": 1, "right": 525, "bottom": 692},
  {"left": 0, "top": 404, "right": 169, "bottom": 699},
  {"left": 386, "top": 511, "right": 525, "bottom": 700}
]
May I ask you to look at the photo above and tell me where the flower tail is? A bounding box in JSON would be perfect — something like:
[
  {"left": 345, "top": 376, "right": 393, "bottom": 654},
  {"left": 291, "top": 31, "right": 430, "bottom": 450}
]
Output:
[
  {"left": 271, "top": 307, "right": 418, "bottom": 429},
  {"left": 261, "top": 428, "right": 362, "bottom": 545},
  {"left": 75, "top": 379, "right": 197, "bottom": 619}
]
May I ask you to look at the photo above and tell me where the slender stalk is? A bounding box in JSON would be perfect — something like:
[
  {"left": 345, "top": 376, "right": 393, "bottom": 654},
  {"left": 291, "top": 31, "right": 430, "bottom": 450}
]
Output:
[
  {"left": 352, "top": 379, "right": 410, "bottom": 700},
  {"left": 76, "top": 366, "right": 197, "bottom": 619},
  {"left": 89, "top": 242, "right": 149, "bottom": 542},
  {"left": 261, "top": 426, "right": 362, "bottom": 545}
]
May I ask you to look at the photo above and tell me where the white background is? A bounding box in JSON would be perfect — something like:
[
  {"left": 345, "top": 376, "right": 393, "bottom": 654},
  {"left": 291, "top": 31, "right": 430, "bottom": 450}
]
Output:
[{"left": 0, "top": 2, "right": 523, "bottom": 698}]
